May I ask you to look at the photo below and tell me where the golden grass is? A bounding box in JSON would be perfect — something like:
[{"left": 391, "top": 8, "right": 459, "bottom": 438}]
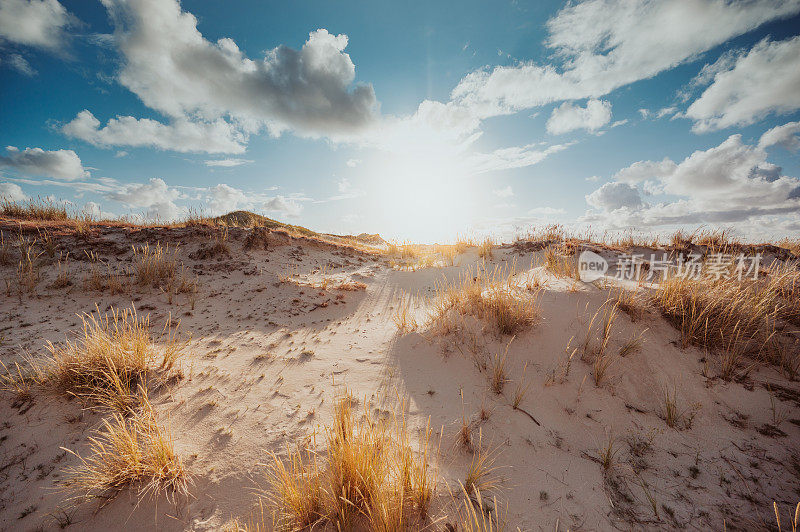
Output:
[
  {"left": 16, "top": 234, "right": 42, "bottom": 294},
  {"left": 393, "top": 295, "right": 418, "bottom": 333},
  {"left": 489, "top": 337, "right": 513, "bottom": 395},
  {"left": 264, "top": 394, "right": 435, "bottom": 530},
  {"left": 427, "top": 265, "right": 539, "bottom": 336},
  {"left": 455, "top": 488, "right": 506, "bottom": 532},
  {"left": 463, "top": 440, "right": 498, "bottom": 498},
  {"left": 132, "top": 242, "right": 179, "bottom": 288},
  {"left": 62, "top": 392, "right": 188, "bottom": 503},
  {"left": 543, "top": 245, "right": 579, "bottom": 280},
  {"left": 1, "top": 197, "right": 71, "bottom": 221},
  {"left": 1, "top": 306, "right": 187, "bottom": 411},
  {"left": 652, "top": 272, "right": 794, "bottom": 379},
  {"left": 660, "top": 385, "right": 699, "bottom": 430},
  {"left": 774, "top": 501, "right": 799, "bottom": 532},
  {"left": 580, "top": 298, "right": 620, "bottom": 386},
  {"left": 477, "top": 238, "right": 494, "bottom": 259}
]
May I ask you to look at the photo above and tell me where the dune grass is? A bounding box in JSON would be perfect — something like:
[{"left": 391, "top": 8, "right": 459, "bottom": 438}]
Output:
[
  {"left": 543, "top": 245, "right": 580, "bottom": 280},
  {"left": 427, "top": 265, "right": 540, "bottom": 336},
  {"left": 263, "top": 394, "right": 435, "bottom": 531},
  {"left": 1, "top": 197, "right": 71, "bottom": 221},
  {"left": 62, "top": 392, "right": 188, "bottom": 503},
  {"left": 652, "top": 271, "right": 795, "bottom": 379},
  {"left": 0, "top": 306, "right": 186, "bottom": 411},
  {"left": 132, "top": 243, "right": 179, "bottom": 288}
]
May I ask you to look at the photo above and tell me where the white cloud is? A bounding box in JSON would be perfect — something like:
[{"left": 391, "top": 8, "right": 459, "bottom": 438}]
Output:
[
  {"left": 4, "top": 53, "right": 35, "bottom": 75},
  {"left": 262, "top": 195, "right": 302, "bottom": 217},
  {"left": 0, "top": 0, "right": 71, "bottom": 49},
  {"left": 204, "top": 158, "right": 254, "bottom": 168},
  {"left": 585, "top": 132, "right": 800, "bottom": 227},
  {"left": 687, "top": 36, "right": 800, "bottom": 132},
  {"left": 199, "top": 183, "right": 306, "bottom": 217},
  {"left": 106, "top": 177, "right": 181, "bottom": 221},
  {"left": 492, "top": 185, "right": 513, "bottom": 198},
  {"left": 100, "top": 0, "right": 376, "bottom": 138},
  {"left": 0, "top": 182, "right": 27, "bottom": 201},
  {"left": 205, "top": 183, "right": 248, "bottom": 214},
  {"left": 759, "top": 121, "right": 800, "bottom": 151},
  {"left": 586, "top": 182, "right": 644, "bottom": 211},
  {"left": 613, "top": 158, "right": 677, "bottom": 184},
  {"left": 656, "top": 106, "right": 677, "bottom": 119},
  {"left": 466, "top": 143, "right": 570, "bottom": 175},
  {"left": 346, "top": 158, "right": 361, "bottom": 168},
  {"left": 448, "top": 0, "right": 800, "bottom": 119},
  {"left": 62, "top": 110, "right": 247, "bottom": 154},
  {"left": 0, "top": 146, "right": 89, "bottom": 180},
  {"left": 546, "top": 99, "right": 611, "bottom": 135}
]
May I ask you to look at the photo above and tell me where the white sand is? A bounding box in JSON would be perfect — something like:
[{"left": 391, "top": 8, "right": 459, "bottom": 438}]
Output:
[{"left": 0, "top": 222, "right": 798, "bottom": 530}]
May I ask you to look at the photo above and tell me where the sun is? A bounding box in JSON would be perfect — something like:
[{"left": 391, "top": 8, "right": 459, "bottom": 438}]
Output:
[{"left": 369, "top": 150, "right": 478, "bottom": 243}]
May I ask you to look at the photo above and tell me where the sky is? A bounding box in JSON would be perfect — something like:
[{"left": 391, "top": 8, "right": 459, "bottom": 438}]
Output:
[{"left": 1, "top": 0, "right": 799, "bottom": 243}]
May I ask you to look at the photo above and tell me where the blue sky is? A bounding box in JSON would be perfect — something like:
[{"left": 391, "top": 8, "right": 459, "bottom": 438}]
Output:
[{"left": 1, "top": 0, "right": 799, "bottom": 242}]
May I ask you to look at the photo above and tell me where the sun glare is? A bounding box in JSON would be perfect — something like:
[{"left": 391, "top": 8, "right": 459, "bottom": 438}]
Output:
[{"left": 370, "top": 150, "right": 478, "bottom": 243}]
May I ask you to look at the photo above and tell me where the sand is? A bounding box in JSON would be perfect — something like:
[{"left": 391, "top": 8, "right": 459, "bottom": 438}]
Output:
[{"left": 0, "top": 220, "right": 798, "bottom": 531}]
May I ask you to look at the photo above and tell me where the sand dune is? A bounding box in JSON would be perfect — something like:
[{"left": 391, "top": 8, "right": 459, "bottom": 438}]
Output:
[{"left": 0, "top": 216, "right": 798, "bottom": 531}]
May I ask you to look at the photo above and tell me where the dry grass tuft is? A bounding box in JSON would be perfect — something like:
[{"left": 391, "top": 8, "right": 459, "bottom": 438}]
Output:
[
  {"left": 1, "top": 197, "right": 71, "bottom": 221},
  {"left": 660, "top": 385, "right": 699, "bottom": 430},
  {"left": 581, "top": 298, "right": 620, "bottom": 386},
  {"left": 393, "top": 295, "right": 419, "bottom": 333},
  {"left": 463, "top": 440, "right": 499, "bottom": 499},
  {"left": 264, "top": 394, "right": 435, "bottom": 530},
  {"left": 63, "top": 392, "right": 188, "bottom": 503},
  {"left": 543, "top": 245, "right": 580, "bottom": 280},
  {"left": 133, "top": 243, "right": 179, "bottom": 288},
  {"left": 454, "top": 487, "right": 505, "bottom": 532},
  {"left": 15, "top": 306, "right": 187, "bottom": 411},
  {"left": 477, "top": 238, "right": 494, "bottom": 259},
  {"left": 16, "top": 234, "right": 42, "bottom": 294},
  {"left": 489, "top": 337, "right": 513, "bottom": 395},
  {"left": 652, "top": 272, "right": 795, "bottom": 379},
  {"left": 427, "top": 265, "right": 539, "bottom": 336}
]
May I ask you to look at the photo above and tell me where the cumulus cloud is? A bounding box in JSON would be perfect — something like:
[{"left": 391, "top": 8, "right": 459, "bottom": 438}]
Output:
[
  {"left": 613, "top": 158, "right": 677, "bottom": 183},
  {"left": 0, "top": 146, "right": 89, "bottom": 180},
  {"left": 262, "top": 195, "right": 302, "bottom": 217},
  {"left": 584, "top": 132, "right": 800, "bottom": 228},
  {"left": 546, "top": 99, "right": 611, "bottom": 135},
  {"left": 62, "top": 110, "right": 247, "bottom": 154},
  {"left": 686, "top": 36, "right": 800, "bottom": 132},
  {"left": 0, "top": 0, "right": 72, "bottom": 49},
  {"left": 204, "top": 158, "right": 254, "bottom": 168},
  {"left": 106, "top": 177, "right": 182, "bottom": 221},
  {"left": 100, "top": 0, "right": 376, "bottom": 138},
  {"left": 447, "top": 0, "right": 799, "bottom": 119},
  {"left": 759, "top": 121, "right": 800, "bottom": 151},
  {"left": 204, "top": 183, "right": 248, "bottom": 214},
  {"left": 0, "top": 182, "right": 27, "bottom": 201},
  {"left": 586, "top": 182, "right": 643, "bottom": 211},
  {"left": 200, "top": 183, "right": 305, "bottom": 217}
]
